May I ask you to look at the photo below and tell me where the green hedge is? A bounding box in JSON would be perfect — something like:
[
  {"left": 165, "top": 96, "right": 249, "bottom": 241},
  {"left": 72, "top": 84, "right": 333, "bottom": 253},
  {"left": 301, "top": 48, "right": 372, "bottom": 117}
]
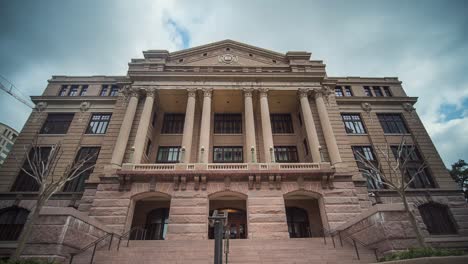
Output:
[{"left": 380, "top": 247, "right": 465, "bottom": 262}]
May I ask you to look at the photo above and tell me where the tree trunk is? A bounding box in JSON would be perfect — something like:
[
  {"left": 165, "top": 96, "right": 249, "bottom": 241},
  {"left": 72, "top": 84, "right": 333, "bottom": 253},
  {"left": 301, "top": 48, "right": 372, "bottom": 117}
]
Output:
[
  {"left": 401, "top": 192, "right": 426, "bottom": 247},
  {"left": 12, "top": 196, "right": 47, "bottom": 260}
]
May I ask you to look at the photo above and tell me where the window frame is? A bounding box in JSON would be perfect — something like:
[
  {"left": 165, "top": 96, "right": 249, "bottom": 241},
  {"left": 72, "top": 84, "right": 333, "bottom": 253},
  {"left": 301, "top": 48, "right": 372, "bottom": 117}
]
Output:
[
  {"left": 68, "top": 85, "right": 79, "bottom": 96},
  {"left": 100, "top": 85, "right": 109, "bottom": 96},
  {"left": 161, "top": 113, "right": 185, "bottom": 134},
  {"left": 377, "top": 113, "right": 409, "bottom": 134},
  {"left": 39, "top": 113, "right": 74, "bottom": 135},
  {"left": 214, "top": 113, "right": 242, "bottom": 134},
  {"left": 85, "top": 113, "right": 112, "bottom": 135},
  {"left": 363, "top": 86, "right": 373, "bottom": 97},
  {"left": 156, "top": 146, "right": 181, "bottom": 163},
  {"left": 373, "top": 86, "right": 384, "bottom": 97},
  {"left": 274, "top": 146, "right": 299, "bottom": 163},
  {"left": 109, "top": 85, "right": 119, "bottom": 96},
  {"left": 79, "top": 85, "right": 88, "bottom": 96},
  {"left": 59, "top": 85, "right": 68, "bottom": 96},
  {"left": 344, "top": 86, "right": 353, "bottom": 96},
  {"left": 62, "top": 147, "right": 100, "bottom": 193},
  {"left": 341, "top": 113, "right": 366, "bottom": 134},
  {"left": 335, "top": 86, "right": 344, "bottom": 97},
  {"left": 383, "top": 86, "right": 392, "bottom": 97},
  {"left": 271, "top": 114, "right": 294, "bottom": 134},
  {"left": 213, "top": 146, "right": 243, "bottom": 163},
  {"left": 351, "top": 145, "right": 384, "bottom": 189},
  {"left": 11, "top": 147, "right": 52, "bottom": 192}
]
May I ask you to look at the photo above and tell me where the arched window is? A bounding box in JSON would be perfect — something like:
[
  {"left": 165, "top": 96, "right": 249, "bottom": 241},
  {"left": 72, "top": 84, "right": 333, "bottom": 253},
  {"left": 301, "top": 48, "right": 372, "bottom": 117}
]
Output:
[
  {"left": 418, "top": 202, "right": 457, "bottom": 235},
  {"left": 145, "top": 208, "right": 169, "bottom": 240},
  {"left": 0, "top": 207, "right": 29, "bottom": 241}
]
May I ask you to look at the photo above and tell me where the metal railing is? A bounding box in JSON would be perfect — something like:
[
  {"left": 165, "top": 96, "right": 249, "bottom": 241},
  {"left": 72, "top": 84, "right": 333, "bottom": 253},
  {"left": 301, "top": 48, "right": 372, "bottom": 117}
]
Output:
[
  {"left": 333, "top": 229, "right": 380, "bottom": 261},
  {"left": 68, "top": 226, "right": 147, "bottom": 264}
]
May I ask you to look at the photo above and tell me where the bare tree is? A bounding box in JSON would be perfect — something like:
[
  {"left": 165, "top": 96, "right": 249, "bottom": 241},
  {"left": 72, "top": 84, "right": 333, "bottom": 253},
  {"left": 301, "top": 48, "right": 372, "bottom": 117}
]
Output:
[
  {"left": 12, "top": 137, "right": 97, "bottom": 260},
  {"left": 354, "top": 136, "right": 428, "bottom": 247}
]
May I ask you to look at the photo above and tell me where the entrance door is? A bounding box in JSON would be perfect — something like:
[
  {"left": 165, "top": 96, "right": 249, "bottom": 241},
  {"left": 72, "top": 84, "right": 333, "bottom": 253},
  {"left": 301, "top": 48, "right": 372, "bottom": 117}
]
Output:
[
  {"left": 286, "top": 207, "right": 311, "bottom": 238},
  {"left": 209, "top": 208, "right": 247, "bottom": 239},
  {"left": 145, "top": 208, "right": 169, "bottom": 240}
]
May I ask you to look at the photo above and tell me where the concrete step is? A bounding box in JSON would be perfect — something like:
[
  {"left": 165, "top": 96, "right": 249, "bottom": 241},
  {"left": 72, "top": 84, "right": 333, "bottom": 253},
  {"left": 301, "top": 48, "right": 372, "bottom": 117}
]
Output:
[{"left": 92, "top": 238, "right": 377, "bottom": 264}]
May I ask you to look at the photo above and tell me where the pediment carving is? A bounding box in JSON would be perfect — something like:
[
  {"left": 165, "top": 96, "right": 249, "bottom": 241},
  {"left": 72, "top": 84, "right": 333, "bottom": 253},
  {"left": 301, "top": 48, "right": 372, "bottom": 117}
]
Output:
[{"left": 166, "top": 41, "right": 288, "bottom": 67}]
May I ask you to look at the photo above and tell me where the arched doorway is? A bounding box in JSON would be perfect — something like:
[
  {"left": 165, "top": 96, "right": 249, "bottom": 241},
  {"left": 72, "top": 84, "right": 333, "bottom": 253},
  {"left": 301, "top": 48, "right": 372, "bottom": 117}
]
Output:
[
  {"left": 208, "top": 191, "right": 247, "bottom": 239},
  {"left": 0, "top": 207, "right": 29, "bottom": 241},
  {"left": 129, "top": 193, "right": 171, "bottom": 240},
  {"left": 284, "top": 191, "right": 326, "bottom": 238}
]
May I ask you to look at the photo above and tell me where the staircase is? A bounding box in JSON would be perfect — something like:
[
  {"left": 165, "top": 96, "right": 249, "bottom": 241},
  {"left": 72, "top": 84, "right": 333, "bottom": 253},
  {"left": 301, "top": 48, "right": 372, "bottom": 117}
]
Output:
[{"left": 86, "top": 238, "right": 377, "bottom": 264}]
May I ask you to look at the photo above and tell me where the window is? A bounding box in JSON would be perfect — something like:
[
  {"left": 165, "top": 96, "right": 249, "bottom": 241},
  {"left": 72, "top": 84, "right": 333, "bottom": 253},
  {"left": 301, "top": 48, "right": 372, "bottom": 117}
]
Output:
[
  {"left": 341, "top": 114, "right": 366, "bottom": 134},
  {"left": 214, "top": 114, "right": 242, "bottom": 134},
  {"left": 86, "top": 114, "right": 111, "bottom": 134},
  {"left": 109, "top": 85, "right": 119, "bottom": 96},
  {"left": 345, "top": 86, "right": 353, "bottom": 96},
  {"left": 383, "top": 86, "right": 392, "bottom": 97},
  {"left": 80, "top": 85, "right": 88, "bottom": 96},
  {"left": 303, "top": 139, "right": 309, "bottom": 155},
  {"left": 391, "top": 145, "right": 434, "bottom": 188},
  {"left": 68, "top": 85, "right": 79, "bottom": 96},
  {"left": 11, "top": 147, "right": 52, "bottom": 192},
  {"left": 377, "top": 114, "right": 409, "bottom": 134},
  {"left": 156, "top": 147, "right": 181, "bottom": 163},
  {"left": 100, "top": 85, "right": 109, "bottom": 96},
  {"left": 213, "top": 146, "right": 243, "bottom": 163},
  {"left": 62, "top": 147, "right": 100, "bottom": 192},
  {"left": 419, "top": 203, "right": 457, "bottom": 235},
  {"left": 373, "top": 87, "right": 383, "bottom": 97},
  {"left": 274, "top": 146, "right": 298, "bottom": 163},
  {"left": 59, "top": 85, "right": 68, "bottom": 96},
  {"left": 0, "top": 207, "right": 29, "bottom": 241},
  {"left": 161, "top": 114, "right": 185, "bottom": 134},
  {"left": 40, "top": 113, "right": 74, "bottom": 134},
  {"left": 335, "top": 86, "right": 344, "bottom": 97},
  {"left": 271, "top": 114, "right": 294, "bottom": 134},
  {"left": 352, "top": 146, "right": 383, "bottom": 189},
  {"left": 363, "top": 86, "right": 372, "bottom": 97},
  {"left": 145, "top": 139, "right": 152, "bottom": 157}
]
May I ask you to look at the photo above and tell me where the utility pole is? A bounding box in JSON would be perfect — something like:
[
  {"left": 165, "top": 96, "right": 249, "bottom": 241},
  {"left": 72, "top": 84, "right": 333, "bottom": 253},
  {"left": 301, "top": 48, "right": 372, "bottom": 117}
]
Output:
[{"left": 208, "top": 210, "right": 228, "bottom": 264}]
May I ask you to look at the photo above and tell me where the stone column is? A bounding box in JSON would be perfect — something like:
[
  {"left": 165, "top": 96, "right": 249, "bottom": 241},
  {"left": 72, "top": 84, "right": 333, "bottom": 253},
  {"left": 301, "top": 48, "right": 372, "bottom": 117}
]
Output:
[
  {"left": 314, "top": 88, "right": 342, "bottom": 165},
  {"left": 198, "top": 88, "right": 212, "bottom": 163},
  {"left": 298, "top": 88, "right": 321, "bottom": 162},
  {"left": 180, "top": 88, "right": 197, "bottom": 163},
  {"left": 111, "top": 89, "right": 139, "bottom": 167},
  {"left": 259, "top": 88, "right": 275, "bottom": 163},
  {"left": 244, "top": 89, "right": 257, "bottom": 163},
  {"left": 132, "top": 88, "right": 156, "bottom": 163}
]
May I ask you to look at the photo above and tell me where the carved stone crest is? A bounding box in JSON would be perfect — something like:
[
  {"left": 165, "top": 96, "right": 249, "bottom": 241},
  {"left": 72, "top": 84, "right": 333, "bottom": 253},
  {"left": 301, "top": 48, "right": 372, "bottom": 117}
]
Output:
[
  {"left": 80, "top": 101, "right": 91, "bottom": 112},
  {"left": 218, "top": 54, "right": 238, "bottom": 64},
  {"left": 361, "top": 102, "right": 372, "bottom": 112},
  {"left": 402, "top": 102, "right": 415, "bottom": 113}
]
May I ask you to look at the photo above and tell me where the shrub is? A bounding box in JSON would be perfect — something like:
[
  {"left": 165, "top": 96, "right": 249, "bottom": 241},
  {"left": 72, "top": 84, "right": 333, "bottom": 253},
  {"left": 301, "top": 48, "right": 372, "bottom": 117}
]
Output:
[{"left": 380, "top": 247, "right": 465, "bottom": 262}]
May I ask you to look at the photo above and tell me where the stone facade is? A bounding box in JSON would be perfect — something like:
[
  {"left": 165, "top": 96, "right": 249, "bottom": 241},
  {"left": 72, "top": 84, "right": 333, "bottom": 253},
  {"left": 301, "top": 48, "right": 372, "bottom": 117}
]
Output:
[{"left": 0, "top": 40, "right": 467, "bottom": 262}]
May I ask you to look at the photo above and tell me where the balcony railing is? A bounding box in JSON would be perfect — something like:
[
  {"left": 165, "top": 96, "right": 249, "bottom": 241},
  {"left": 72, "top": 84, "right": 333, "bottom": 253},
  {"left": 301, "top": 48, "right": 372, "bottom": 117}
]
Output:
[{"left": 121, "top": 162, "right": 326, "bottom": 172}]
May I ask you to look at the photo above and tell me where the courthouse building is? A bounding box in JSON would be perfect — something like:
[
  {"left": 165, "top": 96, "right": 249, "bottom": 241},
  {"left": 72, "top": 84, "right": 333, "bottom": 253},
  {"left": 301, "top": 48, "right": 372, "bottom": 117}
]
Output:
[{"left": 0, "top": 40, "right": 467, "bottom": 263}]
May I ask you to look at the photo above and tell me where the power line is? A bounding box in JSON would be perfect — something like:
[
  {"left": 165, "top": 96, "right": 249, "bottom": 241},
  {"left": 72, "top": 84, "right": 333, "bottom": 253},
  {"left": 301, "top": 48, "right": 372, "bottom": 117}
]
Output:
[{"left": 0, "top": 75, "right": 35, "bottom": 109}]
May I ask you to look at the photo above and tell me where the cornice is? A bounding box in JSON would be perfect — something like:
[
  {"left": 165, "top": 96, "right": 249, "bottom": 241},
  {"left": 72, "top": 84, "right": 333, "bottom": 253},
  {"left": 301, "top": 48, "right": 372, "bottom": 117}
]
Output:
[
  {"left": 30, "top": 96, "right": 118, "bottom": 104},
  {"left": 335, "top": 96, "right": 418, "bottom": 105}
]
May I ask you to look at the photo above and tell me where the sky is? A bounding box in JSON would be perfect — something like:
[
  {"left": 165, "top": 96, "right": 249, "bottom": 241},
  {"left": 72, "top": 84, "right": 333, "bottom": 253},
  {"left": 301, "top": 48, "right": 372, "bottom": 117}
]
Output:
[{"left": 0, "top": 0, "right": 467, "bottom": 167}]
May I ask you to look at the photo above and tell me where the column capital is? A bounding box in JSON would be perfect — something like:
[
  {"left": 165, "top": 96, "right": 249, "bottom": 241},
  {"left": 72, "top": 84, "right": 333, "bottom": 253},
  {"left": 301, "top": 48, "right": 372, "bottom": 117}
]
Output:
[
  {"left": 146, "top": 87, "right": 157, "bottom": 98},
  {"left": 202, "top": 88, "right": 213, "bottom": 98},
  {"left": 129, "top": 88, "right": 141, "bottom": 98},
  {"left": 259, "top": 88, "right": 269, "bottom": 98},
  {"left": 297, "top": 88, "right": 311, "bottom": 98},
  {"left": 187, "top": 88, "right": 197, "bottom": 98},
  {"left": 243, "top": 88, "right": 254, "bottom": 97},
  {"left": 312, "top": 86, "right": 332, "bottom": 99}
]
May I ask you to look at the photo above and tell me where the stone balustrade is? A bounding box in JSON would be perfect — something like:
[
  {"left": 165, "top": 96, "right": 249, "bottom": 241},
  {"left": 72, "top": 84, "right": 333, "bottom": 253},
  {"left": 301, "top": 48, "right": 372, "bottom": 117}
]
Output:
[{"left": 121, "top": 162, "right": 328, "bottom": 172}]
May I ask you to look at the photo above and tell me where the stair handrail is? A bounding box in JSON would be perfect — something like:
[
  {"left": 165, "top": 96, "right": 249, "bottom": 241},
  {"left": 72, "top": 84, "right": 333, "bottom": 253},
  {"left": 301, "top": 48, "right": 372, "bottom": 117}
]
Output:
[
  {"left": 117, "top": 226, "right": 148, "bottom": 249},
  {"left": 69, "top": 231, "right": 120, "bottom": 264},
  {"left": 333, "top": 228, "right": 380, "bottom": 261}
]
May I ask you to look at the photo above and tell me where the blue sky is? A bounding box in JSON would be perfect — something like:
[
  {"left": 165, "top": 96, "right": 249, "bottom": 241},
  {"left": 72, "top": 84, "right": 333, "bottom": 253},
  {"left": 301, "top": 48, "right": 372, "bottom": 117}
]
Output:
[{"left": 0, "top": 0, "right": 467, "bottom": 167}]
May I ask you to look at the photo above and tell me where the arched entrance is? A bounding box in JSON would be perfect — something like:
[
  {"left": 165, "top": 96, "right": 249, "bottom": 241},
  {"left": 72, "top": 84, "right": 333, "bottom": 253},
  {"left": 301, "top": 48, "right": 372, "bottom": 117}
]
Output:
[
  {"left": 208, "top": 191, "right": 247, "bottom": 239},
  {"left": 129, "top": 192, "right": 171, "bottom": 240},
  {"left": 284, "top": 191, "right": 326, "bottom": 238}
]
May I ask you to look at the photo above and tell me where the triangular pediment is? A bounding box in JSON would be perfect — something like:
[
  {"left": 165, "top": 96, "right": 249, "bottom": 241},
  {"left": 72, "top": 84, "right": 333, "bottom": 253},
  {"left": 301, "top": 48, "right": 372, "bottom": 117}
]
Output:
[{"left": 166, "top": 40, "right": 289, "bottom": 67}]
